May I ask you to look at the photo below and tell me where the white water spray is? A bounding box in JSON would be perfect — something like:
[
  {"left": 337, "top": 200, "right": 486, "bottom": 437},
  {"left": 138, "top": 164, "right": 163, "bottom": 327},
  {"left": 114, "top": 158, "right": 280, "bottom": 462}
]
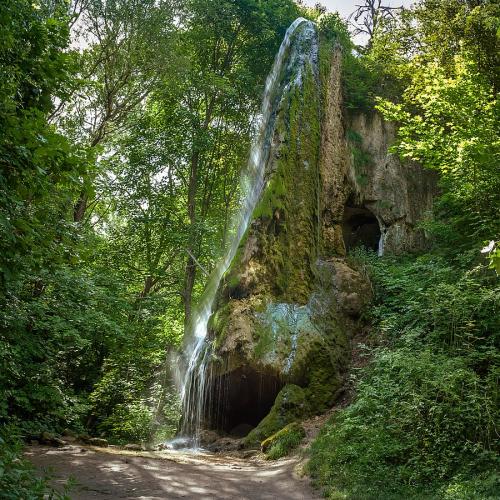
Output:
[{"left": 177, "top": 18, "right": 314, "bottom": 448}]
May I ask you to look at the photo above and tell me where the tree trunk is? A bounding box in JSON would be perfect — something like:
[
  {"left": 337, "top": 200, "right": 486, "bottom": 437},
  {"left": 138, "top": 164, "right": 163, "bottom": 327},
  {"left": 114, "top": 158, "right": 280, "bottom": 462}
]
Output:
[
  {"left": 182, "top": 149, "right": 200, "bottom": 328},
  {"left": 73, "top": 191, "right": 88, "bottom": 222},
  {"left": 183, "top": 255, "right": 197, "bottom": 329}
]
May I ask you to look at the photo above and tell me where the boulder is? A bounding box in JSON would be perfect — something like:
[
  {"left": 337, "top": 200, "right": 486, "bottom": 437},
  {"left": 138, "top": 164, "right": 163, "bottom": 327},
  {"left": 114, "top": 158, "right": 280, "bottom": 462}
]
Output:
[
  {"left": 77, "top": 434, "right": 92, "bottom": 444},
  {"left": 328, "top": 258, "right": 372, "bottom": 317},
  {"left": 245, "top": 385, "right": 307, "bottom": 446},
  {"left": 123, "top": 443, "right": 143, "bottom": 451},
  {"left": 88, "top": 438, "right": 108, "bottom": 447},
  {"left": 207, "top": 437, "right": 244, "bottom": 453},
  {"left": 39, "top": 432, "right": 65, "bottom": 447},
  {"left": 199, "top": 429, "right": 220, "bottom": 445}
]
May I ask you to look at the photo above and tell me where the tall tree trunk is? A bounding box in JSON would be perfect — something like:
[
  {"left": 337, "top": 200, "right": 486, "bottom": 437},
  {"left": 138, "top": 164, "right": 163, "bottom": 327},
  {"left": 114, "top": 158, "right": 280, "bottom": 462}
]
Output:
[
  {"left": 73, "top": 191, "right": 88, "bottom": 222},
  {"left": 182, "top": 149, "right": 199, "bottom": 328},
  {"left": 183, "top": 255, "right": 197, "bottom": 329}
]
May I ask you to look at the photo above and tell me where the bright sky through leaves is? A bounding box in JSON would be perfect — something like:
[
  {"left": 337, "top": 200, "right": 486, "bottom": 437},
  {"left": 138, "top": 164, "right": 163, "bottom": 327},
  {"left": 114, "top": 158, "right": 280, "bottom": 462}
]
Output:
[{"left": 301, "top": 0, "right": 413, "bottom": 19}]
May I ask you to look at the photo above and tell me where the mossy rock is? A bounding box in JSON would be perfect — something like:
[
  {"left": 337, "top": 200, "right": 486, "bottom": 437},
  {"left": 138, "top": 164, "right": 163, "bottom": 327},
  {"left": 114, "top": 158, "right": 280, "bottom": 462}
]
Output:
[
  {"left": 244, "top": 384, "right": 308, "bottom": 446},
  {"left": 208, "top": 302, "right": 235, "bottom": 349},
  {"left": 295, "top": 335, "right": 347, "bottom": 414},
  {"left": 261, "top": 422, "right": 305, "bottom": 459},
  {"left": 226, "top": 58, "right": 321, "bottom": 306}
]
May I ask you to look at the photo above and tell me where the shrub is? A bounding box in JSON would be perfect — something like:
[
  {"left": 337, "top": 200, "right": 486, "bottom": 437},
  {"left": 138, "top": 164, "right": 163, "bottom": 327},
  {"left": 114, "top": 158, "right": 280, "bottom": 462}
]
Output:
[
  {"left": 0, "top": 425, "right": 68, "bottom": 499},
  {"left": 308, "top": 252, "right": 499, "bottom": 499}
]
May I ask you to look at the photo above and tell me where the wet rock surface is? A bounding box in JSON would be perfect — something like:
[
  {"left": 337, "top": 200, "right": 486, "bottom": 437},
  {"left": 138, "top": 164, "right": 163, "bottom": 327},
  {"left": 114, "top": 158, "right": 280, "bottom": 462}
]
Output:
[{"left": 188, "top": 43, "right": 436, "bottom": 449}]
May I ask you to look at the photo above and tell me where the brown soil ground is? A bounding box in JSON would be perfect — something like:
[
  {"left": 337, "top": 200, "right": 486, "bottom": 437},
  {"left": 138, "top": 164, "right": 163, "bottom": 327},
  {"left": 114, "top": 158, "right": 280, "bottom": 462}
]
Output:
[{"left": 26, "top": 445, "right": 320, "bottom": 499}]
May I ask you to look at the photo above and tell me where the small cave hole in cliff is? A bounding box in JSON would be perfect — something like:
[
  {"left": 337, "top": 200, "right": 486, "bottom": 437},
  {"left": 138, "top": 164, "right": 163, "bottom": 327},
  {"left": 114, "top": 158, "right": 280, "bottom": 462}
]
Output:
[
  {"left": 203, "top": 367, "right": 283, "bottom": 437},
  {"left": 342, "top": 204, "right": 381, "bottom": 252}
]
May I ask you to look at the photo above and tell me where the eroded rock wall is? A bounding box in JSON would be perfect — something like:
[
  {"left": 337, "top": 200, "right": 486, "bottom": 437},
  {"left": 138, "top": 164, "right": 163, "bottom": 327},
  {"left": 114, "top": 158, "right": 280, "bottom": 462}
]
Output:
[
  {"left": 199, "top": 42, "right": 437, "bottom": 446},
  {"left": 320, "top": 49, "right": 350, "bottom": 256},
  {"left": 347, "top": 112, "right": 438, "bottom": 254},
  {"left": 320, "top": 50, "right": 437, "bottom": 256}
]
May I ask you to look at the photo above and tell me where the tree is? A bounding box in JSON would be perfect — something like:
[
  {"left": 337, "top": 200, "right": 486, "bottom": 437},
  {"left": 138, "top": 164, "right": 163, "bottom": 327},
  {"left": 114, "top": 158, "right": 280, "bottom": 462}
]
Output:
[
  {"left": 372, "top": 0, "right": 500, "bottom": 244},
  {"left": 349, "top": 0, "right": 403, "bottom": 47},
  {"left": 52, "top": 0, "right": 181, "bottom": 222},
  {"left": 378, "top": 54, "right": 499, "bottom": 245},
  {"left": 409, "top": 0, "right": 499, "bottom": 91},
  {"left": 166, "top": 0, "right": 301, "bottom": 325},
  {"left": 0, "top": 0, "right": 83, "bottom": 289}
]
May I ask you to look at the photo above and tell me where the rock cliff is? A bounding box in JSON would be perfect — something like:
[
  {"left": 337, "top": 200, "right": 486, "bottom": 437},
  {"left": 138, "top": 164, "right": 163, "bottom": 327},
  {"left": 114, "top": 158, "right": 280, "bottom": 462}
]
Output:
[
  {"left": 197, "top": 36, "right": 437, "bottom": 446},
  {"left": 320, "top": 50, "right": 437, "bottom": 257}
]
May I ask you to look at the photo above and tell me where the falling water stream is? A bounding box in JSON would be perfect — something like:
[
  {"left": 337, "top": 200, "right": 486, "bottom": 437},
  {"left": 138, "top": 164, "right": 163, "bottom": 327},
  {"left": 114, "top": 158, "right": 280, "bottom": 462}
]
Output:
[{"left": 175, "top": 18, "right": 314, "bottom": 449}]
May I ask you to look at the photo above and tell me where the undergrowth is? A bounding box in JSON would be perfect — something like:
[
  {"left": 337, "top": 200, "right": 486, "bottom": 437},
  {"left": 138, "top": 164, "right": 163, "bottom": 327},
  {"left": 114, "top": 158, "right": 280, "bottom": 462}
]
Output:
[
  {"left": 308, "top": 249, "right": 500, "bottom": 499},
  {"left": 0, "top": 425, "right": 70, "bottom": 499}
]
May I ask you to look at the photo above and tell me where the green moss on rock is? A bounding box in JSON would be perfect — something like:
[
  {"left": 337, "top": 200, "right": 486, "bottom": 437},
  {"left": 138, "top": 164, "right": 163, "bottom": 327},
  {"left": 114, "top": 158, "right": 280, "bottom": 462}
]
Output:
[
  {"left": 208, "top": 302, "right": 233, "bottom": 349},
  {"left": 261, "top": 422, "right": 305, "bottom": 460},
  {"left": 247, "top": 63, "right": 321, "bottom": 305},
  {"left": 201, "top": 30, "right": 361, "bottom": 444},
  {"left": 244, "top": 384, "right": 308, "bottom": 446},
  {"left": 304, "top": 341, "right": 345, "bottom": 413}
]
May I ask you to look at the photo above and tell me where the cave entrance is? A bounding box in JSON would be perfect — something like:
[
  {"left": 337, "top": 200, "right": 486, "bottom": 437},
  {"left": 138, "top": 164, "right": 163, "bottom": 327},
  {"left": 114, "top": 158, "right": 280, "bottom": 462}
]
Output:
[
  {"left": 204, "top": 366, "right": 282, "bottom": 437},
  {"left": 342, "top": 204, "right": 381, "bottom": 253}
]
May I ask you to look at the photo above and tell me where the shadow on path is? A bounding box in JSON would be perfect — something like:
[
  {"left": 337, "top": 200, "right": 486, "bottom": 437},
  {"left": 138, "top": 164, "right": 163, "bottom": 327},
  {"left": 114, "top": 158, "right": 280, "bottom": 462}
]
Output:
[{"left": 26, "top": 445, "right": 319, "bottom": 499}]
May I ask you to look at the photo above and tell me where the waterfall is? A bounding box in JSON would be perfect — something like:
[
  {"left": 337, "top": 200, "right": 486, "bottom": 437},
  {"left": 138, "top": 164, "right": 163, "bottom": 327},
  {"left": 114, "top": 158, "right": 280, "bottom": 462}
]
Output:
[{"left": 176, "top": 17, "right": 314, "bottom": 449}]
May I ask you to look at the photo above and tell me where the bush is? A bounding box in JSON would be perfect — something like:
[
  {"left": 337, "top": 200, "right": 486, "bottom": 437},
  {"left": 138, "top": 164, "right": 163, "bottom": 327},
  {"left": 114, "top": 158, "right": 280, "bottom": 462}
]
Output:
[
  {"left": 309, "top": 348, "right": 499, "bottom": 498},
  {"left": 0, "top": 425, "right": 68, "bottom": 499},
  {"left": 308, "top": 252, "right": 500, "bottom": 499}
]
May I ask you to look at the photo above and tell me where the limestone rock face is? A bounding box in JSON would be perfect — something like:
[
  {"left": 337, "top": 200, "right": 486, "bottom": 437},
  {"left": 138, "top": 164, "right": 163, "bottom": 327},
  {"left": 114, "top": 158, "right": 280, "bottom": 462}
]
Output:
[
  {"left": 201, "top": 24, "right": 357, "bottom": 439},
  {"left": 320, "top": 51, "right": 437, "bottom": 256},
  {"left": 320, "top": 50, "right": 350, "bottom": 256},
  {"left": 200, "top": 43, "right": 436, "bottom": 444},
  {"left": 327, "top": 258, "right": 372, "bottom": 318},
  {"left": 347, "top": 112, "right": 438, "bottom": 254}
]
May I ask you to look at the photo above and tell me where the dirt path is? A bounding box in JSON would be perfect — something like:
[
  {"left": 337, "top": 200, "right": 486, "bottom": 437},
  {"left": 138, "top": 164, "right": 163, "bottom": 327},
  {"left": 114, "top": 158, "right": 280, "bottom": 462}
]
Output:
[{"left": 26, "top": 445, "right": 320, "bottom": 499}]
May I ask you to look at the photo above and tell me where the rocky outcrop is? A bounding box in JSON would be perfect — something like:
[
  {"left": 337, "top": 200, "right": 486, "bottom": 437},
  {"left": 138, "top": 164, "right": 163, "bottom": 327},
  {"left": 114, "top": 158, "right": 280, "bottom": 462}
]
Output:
[
  {"left": 320, "top": 51, "right": 437, "bottom": 256},
  {"left": 196, "top": 24, "right": 362, "bottom": 443},
  {"left": 346, "top": 112, "right": 438, "bottom": 254},
  {"left": 320, "top": 49, "right": 350, "bottom": 256},
  {"left": 196, "top": 38, "right": 437, "bottom": 447}
]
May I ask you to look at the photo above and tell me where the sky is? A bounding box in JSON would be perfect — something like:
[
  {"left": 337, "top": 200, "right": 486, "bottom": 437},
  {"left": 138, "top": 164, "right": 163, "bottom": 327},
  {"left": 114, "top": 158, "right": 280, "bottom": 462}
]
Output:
[{"left": 301, "top": 0, "right": 414, "bottom": 20}]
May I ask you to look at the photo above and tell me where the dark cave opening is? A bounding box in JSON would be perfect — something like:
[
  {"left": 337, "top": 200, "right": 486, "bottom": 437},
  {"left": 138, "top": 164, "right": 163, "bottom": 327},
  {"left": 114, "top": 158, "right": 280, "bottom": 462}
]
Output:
[
  {"left": 204, "top": 366, "right": 283, "bottom": 437},
  {"left": 342, "top": 204, "right": 381, "bottom": 252}
]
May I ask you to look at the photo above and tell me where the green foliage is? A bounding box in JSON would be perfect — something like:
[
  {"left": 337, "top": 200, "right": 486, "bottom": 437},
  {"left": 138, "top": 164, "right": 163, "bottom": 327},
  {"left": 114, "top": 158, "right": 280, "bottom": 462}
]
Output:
[
  {"left": 318, "top": 13, "right": 376, "bottom": 112},
  {"left": 482, "top": 241, "right": 500, "bottom": 275},
  {"left": 407, "top": 0, "right": 500, "bottom": 92},
  {"left": 312, "top": 16, "right": 500, "bottom": 495},
  {"left": 377, "top": 55, "right": 499, "bottom": 245},
  {"left": 96, "top": 402, "right": 153, "bottom": 445},
  {"left": 0, "top": 0, "right": 304, "bottom": 452},
  {"left": 347, "top": 130, "right": 372, "bottom": 186},
  {"left": 0, "top": 0, "right": 85, "bottom": 288},
  {"left": 89, "top": 341, "right": 182, "bottom": 444},
  {"left": 0, "top": 0, "right": 99, "bottom": 437},
  {"left": 0, "top": 265, "right": 129, "bottom": 429},
  {"left": 262, "top": 422, "right": 305, "bottom": 460},
  {"left": 308, "top": 251, "right": 500, "bottom": 499},
  {"left": 0, "top": 425, "right": 68, "bottom": 499}
]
